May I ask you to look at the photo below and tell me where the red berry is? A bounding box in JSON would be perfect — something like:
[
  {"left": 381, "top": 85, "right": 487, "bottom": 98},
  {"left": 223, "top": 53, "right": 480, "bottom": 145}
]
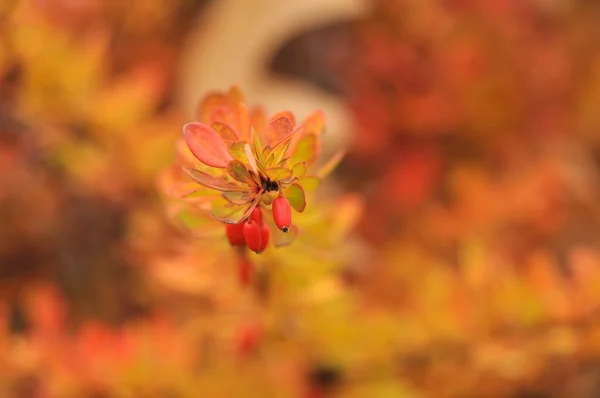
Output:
[
  {"left": 243, "top": 220, "right": 262, "bottom": 253},
  {"left": 226, "top": 223, "right": 245, "bottom": 246},
  {"left": 259, "top": 223, "right": 270, "bottom": 252},
  {"left": 250, "top": 206, "right": 262, "bottom": 224},
  {"left": 238, "top": 256, "right": 254, "bottom": 286},
  {"left": 272, "top": 196, "right": 292, "bottom": 232},
  {"left": 236, "top": 323, "right": 261, "bottom": 357}
]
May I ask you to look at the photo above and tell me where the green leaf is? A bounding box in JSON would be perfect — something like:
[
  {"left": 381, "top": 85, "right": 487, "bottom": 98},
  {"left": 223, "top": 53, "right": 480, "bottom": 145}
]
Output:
[
  {"left": 229, "top": 142, "right": 249, "bottom": 164},
  {"left": 245, "top": 142, "right": 259, "bottom": 173},
  {"left": 183, "top": 168, "right": 246, "bottom": 192},
  {"left": 284, "top": 183, "right": 306, "bottom": 212},
  {"left": 227, "top": 160, "right": 252, "bottom": 185},
  {"left": 252, "top": 128, "right": 265, "bottom": 164}
]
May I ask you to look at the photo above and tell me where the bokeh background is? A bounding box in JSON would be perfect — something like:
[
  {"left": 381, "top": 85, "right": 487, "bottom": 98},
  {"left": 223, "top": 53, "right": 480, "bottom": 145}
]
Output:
[{"left": 2, "top": 0, "right": 600, "bottom": 397}]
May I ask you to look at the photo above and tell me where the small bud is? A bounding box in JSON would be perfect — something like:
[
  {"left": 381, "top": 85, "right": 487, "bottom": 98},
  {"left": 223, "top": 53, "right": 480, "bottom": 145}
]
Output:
[
  {"left": 272, "top": 196, "right": 292, "bottom": 232},
  {"left": 259, "top": 223, "right": 270, "bottom": 252},
  {"left": 226, "top": 223, "right": 246, "bottom": 246},
  {"left": 250, "top": 206, "right": 263, "bottom": 224},
  {"left": 243, "top": 220, "right": 262, "bottom": 253}
]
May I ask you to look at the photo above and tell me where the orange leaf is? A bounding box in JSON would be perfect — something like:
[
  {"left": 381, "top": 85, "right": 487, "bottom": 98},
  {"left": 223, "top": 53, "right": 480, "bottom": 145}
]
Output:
[
  {"left": 198, "top": 92, "right": 227, "bottom": 123},
  {"left": 303, "top": 110, "right": 325, "bottom": 136},
  {"left": 265, "top": 115, "right": 294, "bottom": 146},
  {"left": 249, "top": 106, "right": 268, "bottom": 137},
  {"left": 212, "top": 122, "right": 239, "bottom": 141},
  {"left": 183, "top": 123, "right": 233, "bottom": 168},
  {"left": 236, "top": 102, "right": 251, "bottom": 141},
  {"left": 210, "top": 107, "right": 236, "bottom": 127},
  {"left": 271, "top": 111, "right": 296, "bottom": 128}
]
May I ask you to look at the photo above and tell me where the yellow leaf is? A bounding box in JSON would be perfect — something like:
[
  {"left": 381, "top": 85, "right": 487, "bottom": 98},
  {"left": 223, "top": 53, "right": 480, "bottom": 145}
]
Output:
[
  {"left": 318, "top": 149, "right": 345, "bottom": 178},
  {"left": 266, "top": 167, "right": 293, "bottom": 181},
  {"left": 289, "top": 133, "right": 317, "bottom": 166},
  {"left": 285, "top": 183, "right": 306, "bottom": 212}
]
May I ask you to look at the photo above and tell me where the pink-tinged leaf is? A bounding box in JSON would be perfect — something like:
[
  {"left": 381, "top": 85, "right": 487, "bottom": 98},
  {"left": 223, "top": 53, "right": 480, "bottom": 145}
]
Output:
[
  {"left": 175, "top": 138, "right": 200, "bottom": 167},
  {"left": 266, "top": 167, "right": 293, "bottom": 181},
  {"left": 212, "top": 122, "right": 239, "bottom": 141},
  {"left": 183, "top": 168, "right": 246, "bottom": 192},
  {"left": 265, "top": 116, "right": 293, "bottom": 146},
  {"left": 183, "top": 123, "right": 233, "bottom": 168},
  {"left": 317, "top": 149, "right": 345, "bottom": 178},
  {"left": 284, "top": 183, "right": 306, "bottom": 212},
  {"left": 223, "top": 191, "right": 254, "bottom": 205},
  {"left": 227, "top": 160, "right": 253, "bottom": 185},
  {"left": 244, "top": 143, "right": 259, "bottom": 174},
  {"left": 289, "top": 133, "right": 317, "bottom": 166}
]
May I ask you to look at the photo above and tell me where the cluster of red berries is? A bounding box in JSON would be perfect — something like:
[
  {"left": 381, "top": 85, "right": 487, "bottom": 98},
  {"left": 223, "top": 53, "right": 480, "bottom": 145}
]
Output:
[{"left": 225, "top": 196, "right": 292, "bottom": 254}]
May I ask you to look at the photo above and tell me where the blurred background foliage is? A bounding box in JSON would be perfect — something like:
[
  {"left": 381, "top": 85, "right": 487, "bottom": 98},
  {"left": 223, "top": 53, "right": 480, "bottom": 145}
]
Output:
[{"left": 2, "top": 0, "right": 600, "bottom": 397}]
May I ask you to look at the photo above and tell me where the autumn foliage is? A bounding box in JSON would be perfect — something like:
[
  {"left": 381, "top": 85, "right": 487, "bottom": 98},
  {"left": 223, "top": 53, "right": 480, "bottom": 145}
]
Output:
[{"left": 1, "top": 0, "right": 600, "bottom": 397}]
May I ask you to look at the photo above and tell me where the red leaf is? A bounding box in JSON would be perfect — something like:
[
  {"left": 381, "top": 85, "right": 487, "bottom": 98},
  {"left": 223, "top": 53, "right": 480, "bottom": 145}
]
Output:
[{"left": 183, "top": 122, "right": 233, "bottom": 168}]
